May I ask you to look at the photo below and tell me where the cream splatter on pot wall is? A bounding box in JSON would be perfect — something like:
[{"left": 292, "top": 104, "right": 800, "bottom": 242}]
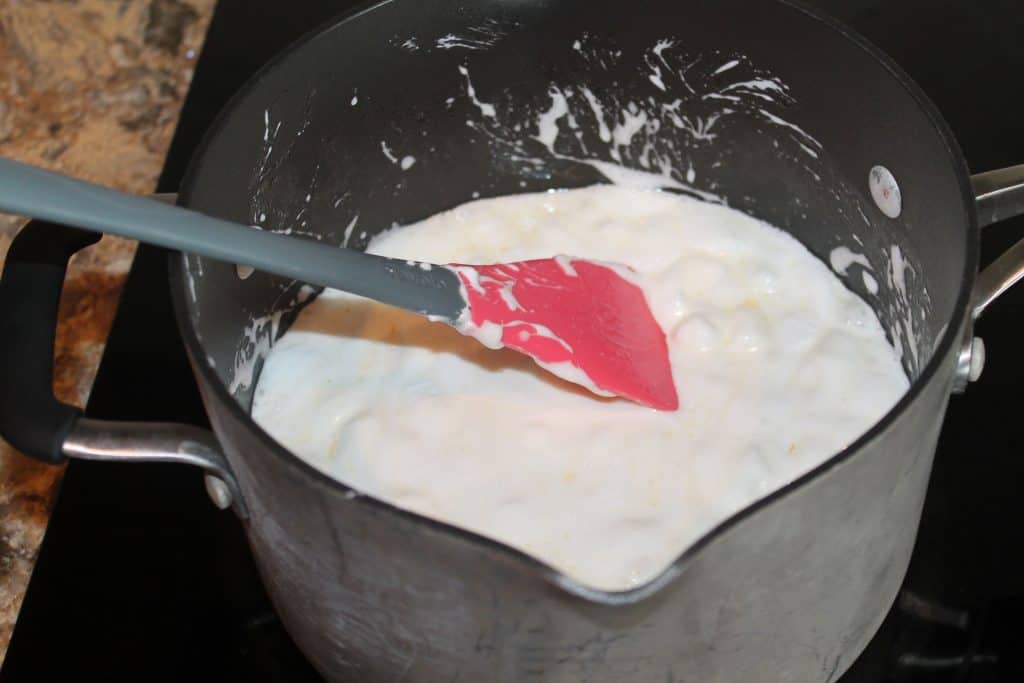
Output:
[{"left": 224, "top": 30, "right": 931, "bottom": 407}]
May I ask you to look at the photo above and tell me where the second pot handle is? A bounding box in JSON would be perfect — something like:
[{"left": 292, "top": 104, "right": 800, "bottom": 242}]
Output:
[
  {"left": 0, "top": 220, "right": 246, "bottom": 518},
  {"left": 950, "top": 164, "right": 1024, "bottom": 393},
  {"left": 970, "top": 164, "right": 1024, "bottom": 319}
]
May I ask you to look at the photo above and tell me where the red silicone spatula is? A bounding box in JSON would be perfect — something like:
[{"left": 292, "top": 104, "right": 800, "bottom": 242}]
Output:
[
  {"left": 0, "top": 158, "right": 678, "bottom": 410},
  {"left": 451, "top": 258, "right": 678, "bottom": 410}
]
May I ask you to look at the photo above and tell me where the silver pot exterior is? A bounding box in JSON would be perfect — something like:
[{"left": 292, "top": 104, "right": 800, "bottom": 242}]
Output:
[{"left": 193, "top": 315, "right": 962, "bottom": 681}]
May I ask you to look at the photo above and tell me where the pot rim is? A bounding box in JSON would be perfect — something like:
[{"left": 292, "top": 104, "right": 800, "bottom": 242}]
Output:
[{"left": 168, "top": 0, "right": 979, "bottom": 604}]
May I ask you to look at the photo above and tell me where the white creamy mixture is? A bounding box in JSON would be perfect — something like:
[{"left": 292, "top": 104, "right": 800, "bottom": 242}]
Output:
[{"left": 251, "top": 186, "right": 908, "bottom": 591}]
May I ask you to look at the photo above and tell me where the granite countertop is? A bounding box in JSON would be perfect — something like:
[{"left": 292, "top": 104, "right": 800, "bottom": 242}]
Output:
[{"left": 0, "top": 0, "right": 215, "bottom": 659}]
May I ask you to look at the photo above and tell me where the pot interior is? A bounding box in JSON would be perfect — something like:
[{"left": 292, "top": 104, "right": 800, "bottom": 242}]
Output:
[{"left": 177, "top": 0, "right": 971, "bottom": 426}]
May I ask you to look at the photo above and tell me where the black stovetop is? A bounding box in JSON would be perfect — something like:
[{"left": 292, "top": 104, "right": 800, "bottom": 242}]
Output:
[{"left": 3, "top": 1, "right": 1023, "bottom": 681}]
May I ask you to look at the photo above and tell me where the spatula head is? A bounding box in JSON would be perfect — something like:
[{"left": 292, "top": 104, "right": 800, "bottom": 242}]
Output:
[{"left": 451, "top": 257, "right": 678, "bottom": 410}]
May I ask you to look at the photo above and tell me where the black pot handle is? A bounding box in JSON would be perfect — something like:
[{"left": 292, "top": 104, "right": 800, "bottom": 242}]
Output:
[
  {"left": 0, "top": 221, "right": 98, "bottom": 463},
  {"left": 0, "top": 221, "right": 246, "bottom": 517}
]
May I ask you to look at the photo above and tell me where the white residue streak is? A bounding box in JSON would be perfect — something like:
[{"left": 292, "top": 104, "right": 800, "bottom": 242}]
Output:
[
  {"left": 437, "top": 21, "right": 511, "bottom": 51},
  {"left": 611, "top": 105, "right": 648, "bottom": 151},
  {"left": 703, "top": 93, "right": 741, "bottom": 103},
  {"left": 652, "top": 39, "right": 674, "bottom": 59},
  {"left": 437, "top": 34, "right": 486, "bottom": 50},
  {"left": 714, "top": 59, "right": 740, "bottom": 75},
  {"left": 758, "top": 109, "right": 823, "bottom": 150},
  {"left": 829, "top": 246, "right": 872, "bottom": 276},
  {"left": 862, "top": 271, "right": 879, "bottom": 295},
  {"left": 554, "top": 255, "right": 578, "bottom": 277},
  {"left": 535, "top": 88, "right": 570, "bottom": 150},
  {"left": 580, "top": 87, "right": 611, "bottom": 142},
  {"left": 462, "top": 318, "right": 504, "bottom": 349},
  {"left": 649, "top": 69, "right": 666, "bottom": 92},
  {"left": 496, "top": 284, "right": 523, "bottom": 311},
  {"left": 400, "top": 155, "right": 416, "bottom": 170},
  {"left": 454, "top": 265, "right": 485, "bottom": 294},
  {"left": 856, "top": 205, "right": 872, "bottom": 227},
  {"left": 888, "top": 243, "right": 920, "bottom": 367},
  {"left": 186, "top": 267, "right": 197, "bottom": 302},
  {"left": 229, "top": 311, "right": 282, "bottom": 395},
  {"left": 646, "top": 41, "right": 675, "bottom": 92},
  {"left": 510, "top": 321, "right": 573, "bottom": 353},
  {"left": 525, "top": 85, "right": 720, "bottom": 202},
  {"left": 437, "top": 34, "right": 470, "bottom": 49},
  {"left": 458, "top": 65, "right": 496, "bottom": 118},
  {"left": 832, "top": 240, "right": 922, "bottom": 372},
  {"left": 663, "top": 102, "right": 723, "bottom": 142},
  {"left": 260, "top": 110, "right": 281, "bottom": 158},
  {"left": 797, "top": 141, "right": 820, "bottom": 159},
  {"left": 890, "top": 244, "right": 911, "bottom": 301},
  {"left": 380, "top": 141, "right": 399, "bottom": 164},
  {"left": 342, "top": 214, "right": 359, "bottom": 246},
  {"left": 722, "top": 78, "right": 788, "bottom": 97}
]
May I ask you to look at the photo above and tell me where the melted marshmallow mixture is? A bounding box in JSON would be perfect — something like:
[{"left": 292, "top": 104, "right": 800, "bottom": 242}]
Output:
[{"left": 251, "top": 186, "right": 908, "bottom": 591}]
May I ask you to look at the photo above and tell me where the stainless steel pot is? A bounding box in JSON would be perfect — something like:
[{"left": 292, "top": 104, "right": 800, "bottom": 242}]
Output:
[{"left": 3, "top": 0, "right": 1024, "bottom": 680}]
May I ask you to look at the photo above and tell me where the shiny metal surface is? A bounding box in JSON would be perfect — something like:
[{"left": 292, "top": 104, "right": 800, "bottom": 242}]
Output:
[
  {"left": 951, "top": 332, "right": 986, "bottom": 394},
  {"left": 967, "top": 337, "right": 986, "bottom": 382},
  {"left": 970, "top": 166, "right": 1024, "bottom": 319},
  {"left": 204, "top": 474, "right": 234, "bottom": 510},
  {"left": 972, "top": 164, "right": 1024, "bottom": 228},
  {"left": 972, "top": 237, "right": 1024, "bottom": 319},
  {"left": 64, "top": 418, "right": 247, "bottom": 518},
  {"left": 951, "top": 166, "right": 1024, "bottom": 389}
]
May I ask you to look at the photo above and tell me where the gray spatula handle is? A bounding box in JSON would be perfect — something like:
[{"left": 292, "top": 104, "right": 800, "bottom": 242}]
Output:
[{"left": 0, "top": 158, "right": 466, "bottom": 322}]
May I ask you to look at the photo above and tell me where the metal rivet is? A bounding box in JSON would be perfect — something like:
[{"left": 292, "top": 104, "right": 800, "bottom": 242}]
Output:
[
  {"left": 952, "top": 333, "right": 986, "bottom": 393},
  {"left": 869, "top": 165, "right": 902, "bottom": 219},
  {"left": 204, "top": 474, "right": 233, "bottom": 509},
  {"left": 236, "top": 264, "right": 255, "bottom": 280},
  {"left": 968, "top": 337, "right": 985, "bottom": 382}
]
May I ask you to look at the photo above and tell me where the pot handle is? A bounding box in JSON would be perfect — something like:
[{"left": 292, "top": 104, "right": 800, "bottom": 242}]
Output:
[
  {"left": 0, "top": 220, "right": 246, "bottom": 518},
  {"left": 970, "top": 164, "right": 1024, "bottom": 319}
]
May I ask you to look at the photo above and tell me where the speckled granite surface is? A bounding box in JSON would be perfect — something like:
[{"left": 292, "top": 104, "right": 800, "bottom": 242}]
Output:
[{"left": 0, "top": 0, "right": 214, "bottom": 658}]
